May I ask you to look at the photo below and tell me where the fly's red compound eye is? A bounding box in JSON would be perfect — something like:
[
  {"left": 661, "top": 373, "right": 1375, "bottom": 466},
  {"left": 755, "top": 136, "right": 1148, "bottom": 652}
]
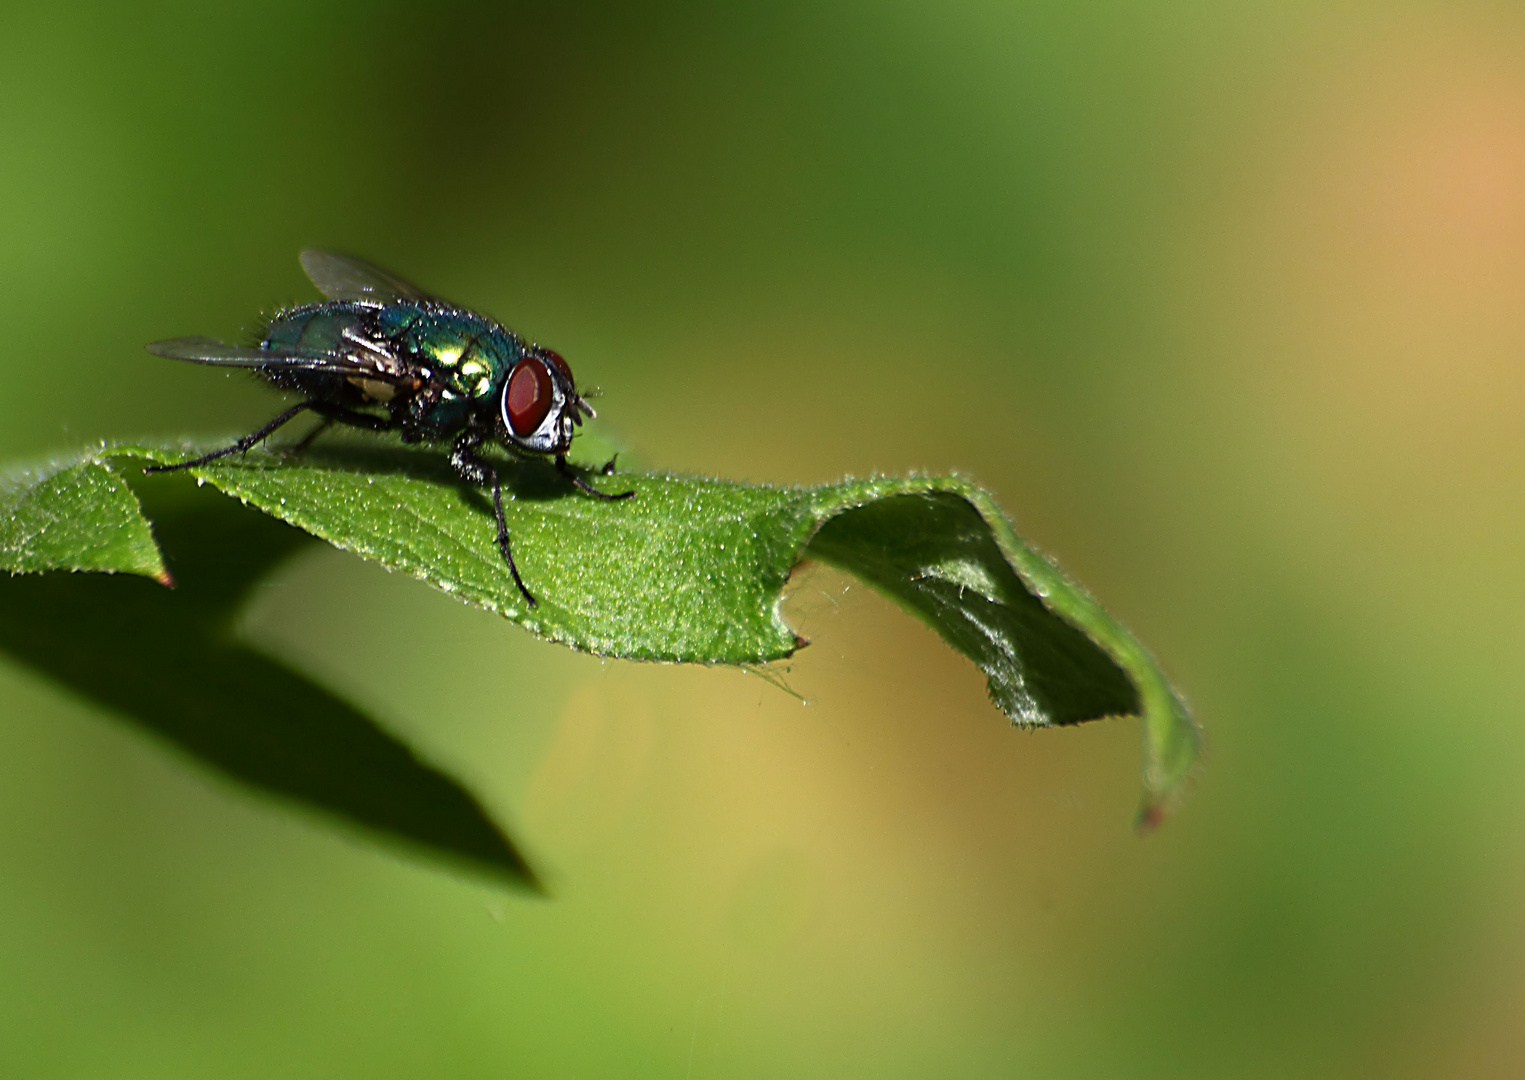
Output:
[
  {"left": 504, "top": 357, "right": 554, "bottom": 437},
  {"left": 540, "top": 348, "right": 573, "bottom": 381}
]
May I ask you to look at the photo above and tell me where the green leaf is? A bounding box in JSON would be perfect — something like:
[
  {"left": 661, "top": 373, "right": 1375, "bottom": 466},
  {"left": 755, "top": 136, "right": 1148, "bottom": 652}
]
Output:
[
  {"left": 1, "top": 456, "right": 167, "bottom": 580},
  {"left": 112, "top": 439, "right": 1200, "bottom": 822},
  {"left": 2, "top": 440, "right": 1199, "bottom": 836},
  {"left": 0, "top": 457, "right": 536, "bottom": 885}
]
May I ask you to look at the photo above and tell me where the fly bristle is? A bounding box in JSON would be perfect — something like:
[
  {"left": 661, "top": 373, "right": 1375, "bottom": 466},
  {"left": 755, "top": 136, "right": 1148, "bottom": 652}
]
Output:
[
  {"left": 244, "top": 295, "right": 314, "bottom": 347},
  {"left": 245, "top": 308, "right": 278, "bottom": 348}
]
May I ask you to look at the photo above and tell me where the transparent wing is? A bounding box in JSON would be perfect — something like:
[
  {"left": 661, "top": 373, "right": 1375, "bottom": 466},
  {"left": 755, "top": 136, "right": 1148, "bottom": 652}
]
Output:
[
  {"left": 146, "top": 335, "right": 316, "bottom": 367},
  {"left": 145, "top": 336, "right": 414, "bottom": 381},
  {"left": 299, "top": 250, "right": 433, "bottom": 303}
]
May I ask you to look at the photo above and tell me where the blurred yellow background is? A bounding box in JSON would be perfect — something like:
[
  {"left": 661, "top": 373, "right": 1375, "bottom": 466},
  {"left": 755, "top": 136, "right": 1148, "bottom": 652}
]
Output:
[{"left": 3, "top": 1, "right": 1524, "bottom": 1075}]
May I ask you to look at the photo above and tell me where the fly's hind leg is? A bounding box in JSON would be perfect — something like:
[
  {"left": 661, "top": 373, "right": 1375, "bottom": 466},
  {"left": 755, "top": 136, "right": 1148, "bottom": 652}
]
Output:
[
  {"left": 282, "top": 417, "right": 334, "bottom": 456},
  {"left": 451, "top": 431, "right": 536, "bottom": 607},
  {"left": 315, "top": 404, "right": 396, "bottom": 432},
  {"left": 145, "top": 401, "right": 317, "bottom": 474},
  {"left": 283, "top": 404, "right": 396, "bottom": 456}
]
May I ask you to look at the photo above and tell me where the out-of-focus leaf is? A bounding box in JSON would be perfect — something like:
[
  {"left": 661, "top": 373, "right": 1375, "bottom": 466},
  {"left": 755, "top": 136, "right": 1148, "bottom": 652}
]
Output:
[{"left": 0, "top": 459, "right": 536, "bottom": 885}]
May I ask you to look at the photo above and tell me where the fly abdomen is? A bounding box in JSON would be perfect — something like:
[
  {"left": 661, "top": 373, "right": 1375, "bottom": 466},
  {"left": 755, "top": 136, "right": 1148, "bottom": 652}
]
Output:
[{"left": 258, "top": 301, "right": 405, "bottom": 403}]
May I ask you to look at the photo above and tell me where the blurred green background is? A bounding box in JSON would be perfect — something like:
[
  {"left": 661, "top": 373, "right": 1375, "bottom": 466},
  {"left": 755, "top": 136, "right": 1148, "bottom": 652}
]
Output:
[{"left": 3, "top": 0, "right": 1524, "bottom": 1075}]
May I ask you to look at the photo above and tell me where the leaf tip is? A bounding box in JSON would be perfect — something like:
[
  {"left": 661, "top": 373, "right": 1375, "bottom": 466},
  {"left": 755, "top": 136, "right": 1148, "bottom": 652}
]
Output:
[
  {"left": 153, "top": 567, "right": 176, "bottom": 588},
  {"left": 1134, "top": 800, "right": 1167, "bottom": 834}
]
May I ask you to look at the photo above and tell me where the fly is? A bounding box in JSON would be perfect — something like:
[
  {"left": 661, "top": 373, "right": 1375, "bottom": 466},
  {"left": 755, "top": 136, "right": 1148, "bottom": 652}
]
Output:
[{"left": 144, "top": 250, "right": 634, "bottom": 607}]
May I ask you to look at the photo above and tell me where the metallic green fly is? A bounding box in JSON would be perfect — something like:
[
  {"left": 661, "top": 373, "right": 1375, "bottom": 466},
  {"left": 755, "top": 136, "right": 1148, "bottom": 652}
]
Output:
[{"left": 145, "top": 251, "right": 632, "bottom": 606}]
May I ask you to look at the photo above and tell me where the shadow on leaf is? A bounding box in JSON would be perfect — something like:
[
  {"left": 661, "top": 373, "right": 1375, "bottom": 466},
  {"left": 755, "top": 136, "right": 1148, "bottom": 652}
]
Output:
[
  {"left": 0, "top": 476, "right": 538, "bottom": 888},
  {"left": 286, "top": 439, "right": 585, "bottom": 502}
]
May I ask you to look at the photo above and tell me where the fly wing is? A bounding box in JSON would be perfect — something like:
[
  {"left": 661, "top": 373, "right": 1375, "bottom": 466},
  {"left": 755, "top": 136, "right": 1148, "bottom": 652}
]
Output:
[
  {"left": 145, "top": 336, "right": 414, "bottom": 382},
  {"left": 299, "top": 250, "right": 434, "bottom": 303},
  {"left": 146, "top": 335, "right": 318, "bottom": 367}
]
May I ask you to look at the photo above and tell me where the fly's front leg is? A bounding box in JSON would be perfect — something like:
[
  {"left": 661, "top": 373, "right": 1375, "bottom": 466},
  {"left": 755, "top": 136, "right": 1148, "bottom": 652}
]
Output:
[
  {"left": 555, "top": 454, "right": 635, "bottom": 501},
  {"left": 451, "top": 431, "right": 536, "bottom": 607}
]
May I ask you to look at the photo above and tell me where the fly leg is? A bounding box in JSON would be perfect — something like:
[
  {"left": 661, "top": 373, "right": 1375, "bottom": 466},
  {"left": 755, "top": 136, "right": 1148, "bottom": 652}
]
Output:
[
  {"left": 145, "top": 401, "right": 317, "bottom": 474},
  {"left": 313, "top": 405, "right": 396, "bottom": 432},
  {"left": 282, "top": 417, "right": 334, "bottom": 456},
  {"left": 283, "top": 404, "right": 396, "bottom": 456},
  {"left": 555, "top": 454, "right": 635, "bottom": 501},
  {"left": 451, "top": 431, "right": 536, "bottom": 607}
]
